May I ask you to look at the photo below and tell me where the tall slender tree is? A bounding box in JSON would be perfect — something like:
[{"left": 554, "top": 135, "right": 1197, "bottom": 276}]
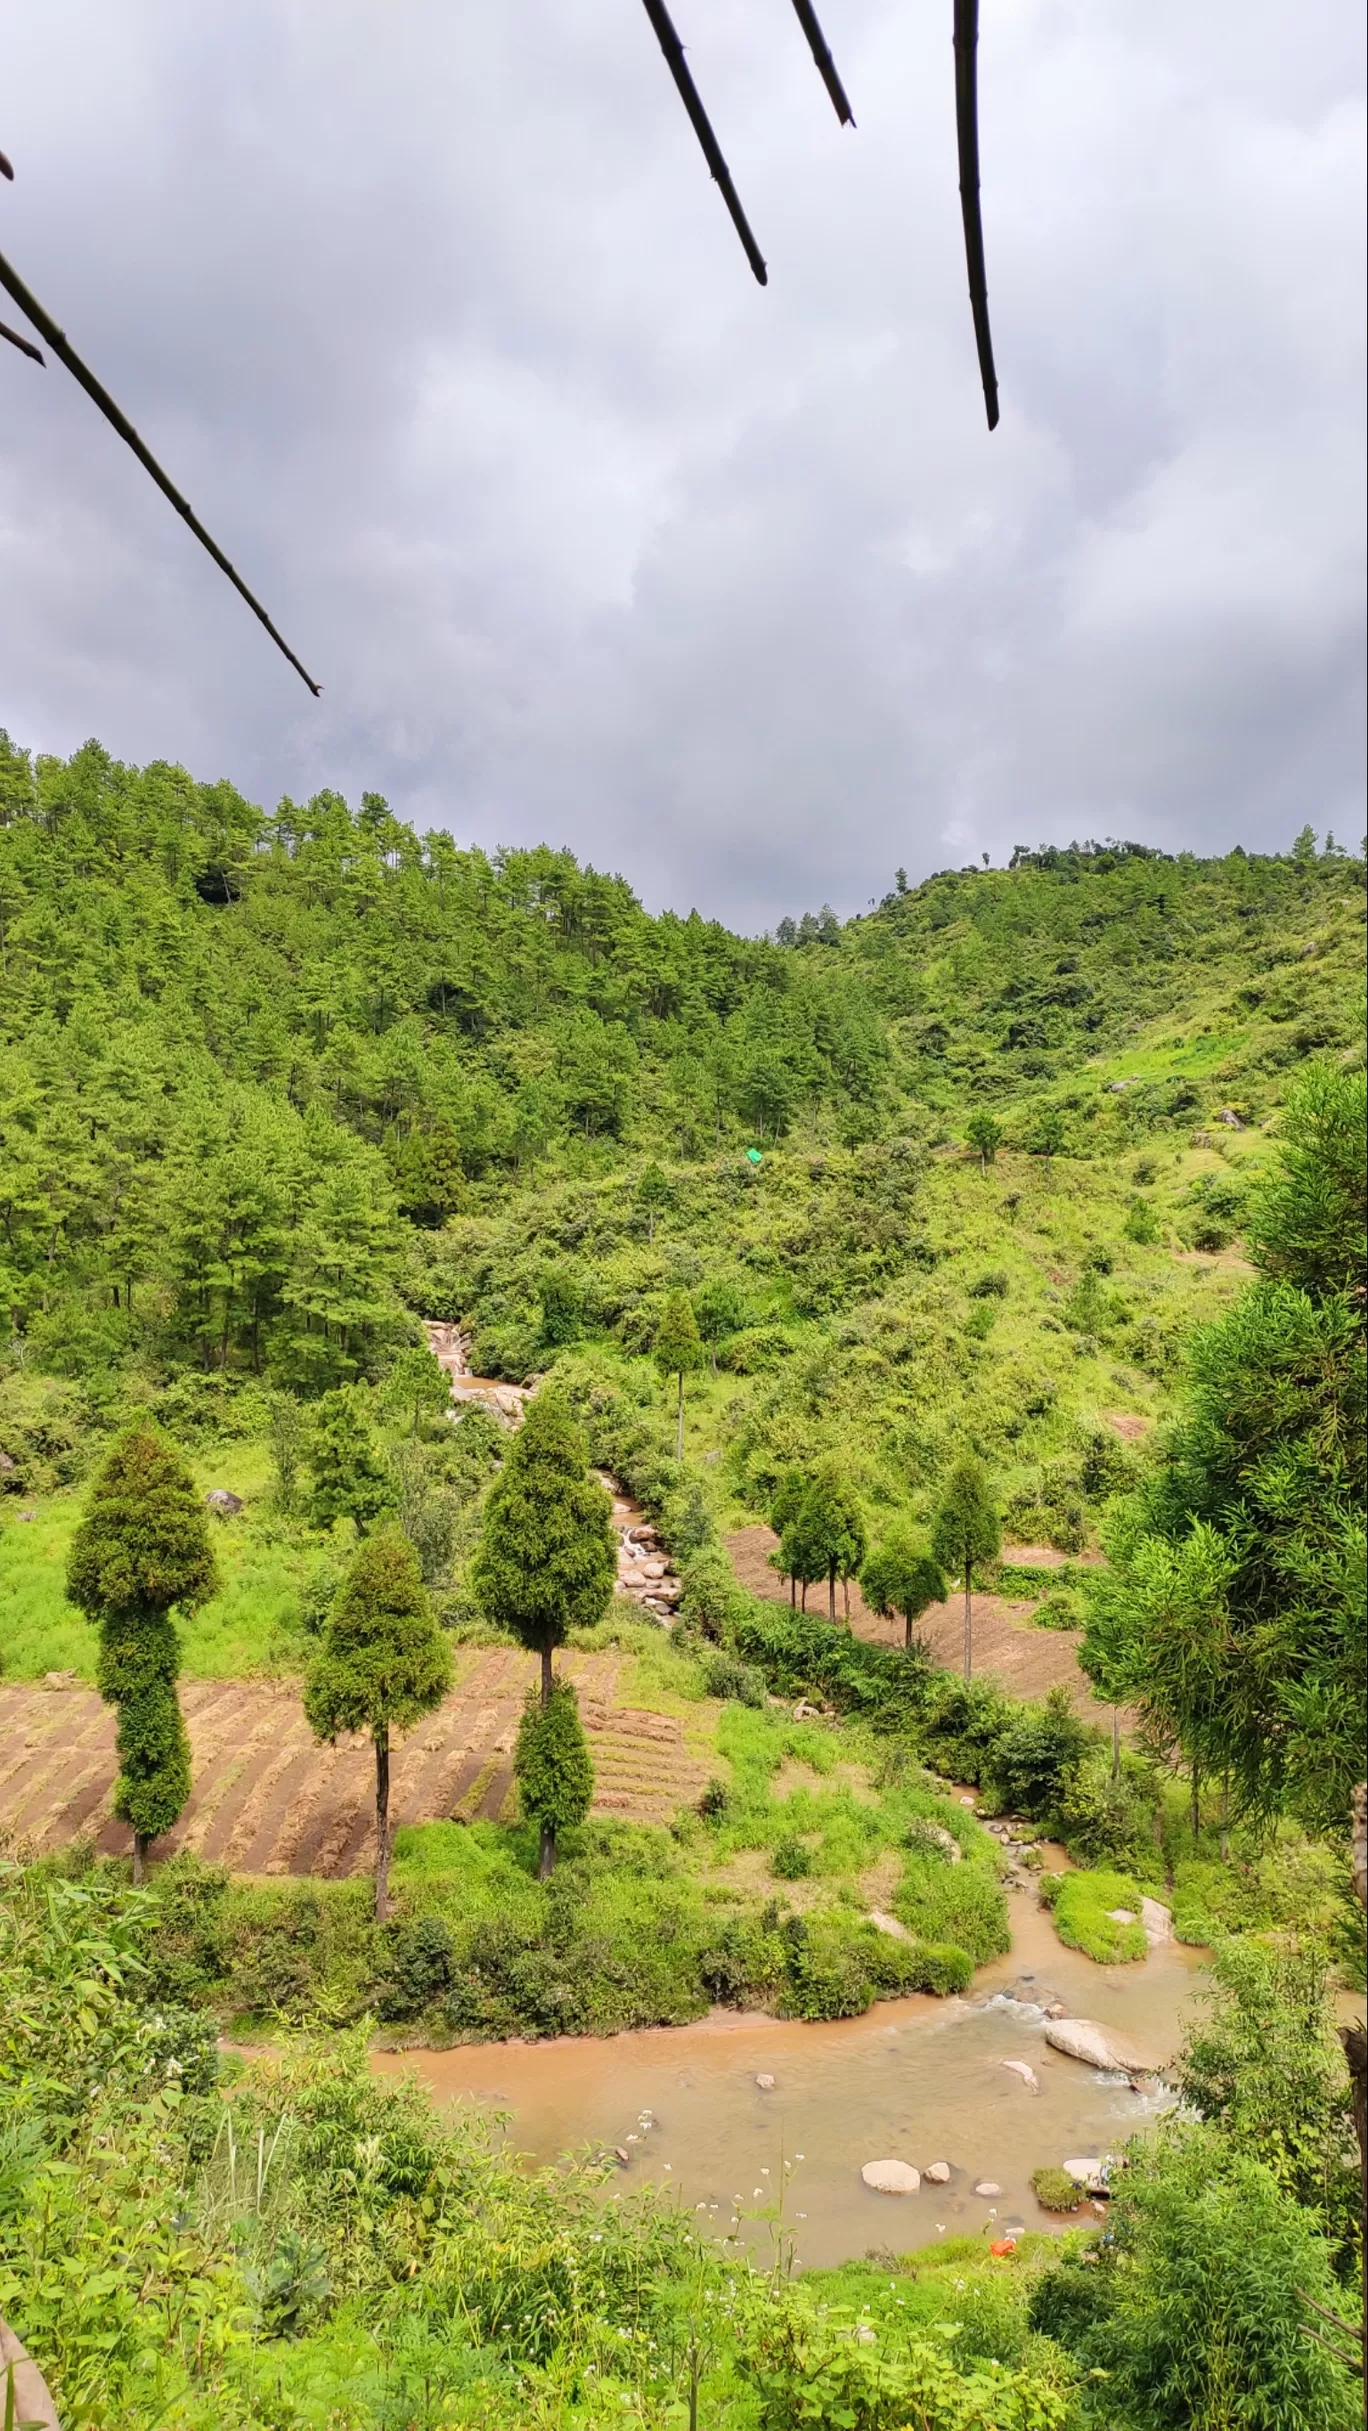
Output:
[
  {"left": 471, "top": 1394, "right": 615, "bottom": 1869},
  {"left": 304, "top": 1525, "right": 452, "bottom": 1920},
  {"left": 931, "top": 1456, "right": 1001, "bottom": 1682},
  {"left": 655, "top": 1288, "right": 704, "bottom": 1461},
  {"left": 66, "top": 1428, "right": 219, "bottom": 1883}
]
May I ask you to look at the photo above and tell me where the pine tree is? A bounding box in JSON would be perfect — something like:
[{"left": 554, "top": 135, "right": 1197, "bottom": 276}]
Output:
[
  {"left": 470, "top": 1391, "right": 616, "bottom": 1728},
  {"left": 769, "top": 1468, "right": 809, "bottom": 1605},
  {"left": 1083, "top": 1064, "right": 1367, "bottom": 1834},
  {"left": 305, "top": 1385, "right": 396, "bottom": 1530},
  {"left": 66, "top": 1428, "right": 219, "bottom": 1881},
  {"left": 861, "top": 1532, "right": 947, "bottom": 1650},
  {"left": 787, "top": 1465, "right": 867, "bottom": 1624},
  {"left": 636, "top": 1160, "right": 673, "bottom": 1243},
  {"left": 514, "top": 1677, "right": 594, "bottom": 1877},
  {"left": 304, "top": 1525, "right": 452, "bottom": 1920},
  {"left": 655, "top": 1288, "right": 704, "bottom": 1461},
  {"left": 931, "top": 1456, "right": 1001, "bottom": 1681},
  {"left": 382, "top": 1343, "right": 453, "bottom": 1437}
]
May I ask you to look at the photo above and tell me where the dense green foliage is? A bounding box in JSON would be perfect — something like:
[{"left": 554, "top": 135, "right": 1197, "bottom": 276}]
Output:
[
  {"left": 859, "top": 1530, "right": 947, "bottom": 1649},
  {"left": 65, "top": 1427, "right": 218, "bottom": 1871},
  {"left": 513, "top": 1677, "right": 594, "bottom": 1875},
  {"left": 470, "top": 1393, "right": 616, "bottom": 1697},
  {"left": 1083, "top": 1064, "right": 1367, "bottom": 1832},
  {"left": 304, "top": 1526, "right": 452, "bottom": 1916}
]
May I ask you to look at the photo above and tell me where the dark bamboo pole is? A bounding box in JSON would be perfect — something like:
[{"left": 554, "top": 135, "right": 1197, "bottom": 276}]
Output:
[
  {"left": 0, "top": 241, "right": 321, "bottom": 693},
  {"left": 789, "top": 0, "right": 855, "bottom": 126},
  {"left": 952, "top": 0, "right": 1000, "bottom": 429},
  {"left": 1, "top": 316, "right": 42, "bottom": 363},
  {"left": 638, "top": 0, "right": 768, "bottom": 285}
]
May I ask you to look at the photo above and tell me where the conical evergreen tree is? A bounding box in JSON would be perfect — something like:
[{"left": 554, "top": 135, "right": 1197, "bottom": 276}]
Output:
[
  {"left": 514, "top": 1676, "right": 594, "bottom": 1878},
  {"left": 654, "top": 1288, "right": 703, "bottom": 1460},
  {"left": 304, "top": 1524, "right": 452, "bottom": 1920},
  {"left": 66, "top": 1428, "right": 219, "bottom": 1881},
  {"left": 471, "top": 1395, "right": 616, "bottom": 1728}
]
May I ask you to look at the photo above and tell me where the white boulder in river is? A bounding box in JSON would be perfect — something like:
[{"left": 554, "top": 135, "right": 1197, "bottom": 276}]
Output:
[
  {"left": 1062, "top": 2158, "right": 1110, "bottom": 2193},
  {"left": 924, "top": 2161, "right": 951, "bottom": 2184},
  {"left": 861, "top": 2160, "right": 921, "bottom": 2193},
  {"left": 1045, "top": 2018, "right": 1159, "bottom": 2073}
]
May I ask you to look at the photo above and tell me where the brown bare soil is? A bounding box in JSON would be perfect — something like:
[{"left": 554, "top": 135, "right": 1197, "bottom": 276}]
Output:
[
  {"left": 725, "top": 1525, "right": 1128, "bottom": 1719},
  {"left": 0, "top": 1648, "right": 712, "bottom": 1876}
]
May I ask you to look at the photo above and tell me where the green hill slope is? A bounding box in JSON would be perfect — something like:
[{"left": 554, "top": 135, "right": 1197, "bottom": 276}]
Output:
[{"left": 0, "top": 731, "right": 1363, "bottom": 1572}]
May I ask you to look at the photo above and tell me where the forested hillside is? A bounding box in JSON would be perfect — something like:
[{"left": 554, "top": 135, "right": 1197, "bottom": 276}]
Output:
[{"left": 1, "top": 731, "right": 1361, "bottom": 1395}]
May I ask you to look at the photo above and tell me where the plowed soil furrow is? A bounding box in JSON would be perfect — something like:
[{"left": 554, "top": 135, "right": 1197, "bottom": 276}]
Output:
[
  {"left": 217, "top": 1720, "right": 317, "bottom": 1870},
  {"left": 192, "top": 1703, "right": 302, "bottom": 1862},
  {"left": 393, "top": 1712, "right": 475, "bottom": 1831},
  {"left": 6, "top": 1707, "right": 113, "bottom": 1830},
  {"left": 1, "top": 1666, "right": 705, "bottom": 1874},
  {"left": 16, "top": 1749, "right": 112, "bottom": 1845},
  {"left": 290, "top": 1743, "right": 374, "bottom": 1875},
  {"left": 235, "top": 1741, "right": 330, "bottom": 1873},
  {"left": 40, "top": 1762, "right": 115, "bottom": 1849}
]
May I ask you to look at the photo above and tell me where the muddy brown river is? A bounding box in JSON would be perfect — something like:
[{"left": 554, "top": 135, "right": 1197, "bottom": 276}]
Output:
[{"left": 377, "top": 1891, "right": 1208, "bottom": 2268}]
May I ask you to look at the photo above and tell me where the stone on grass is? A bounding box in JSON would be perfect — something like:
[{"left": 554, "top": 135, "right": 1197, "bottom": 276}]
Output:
[
  {"left": 204, "top": 1489, "right": 244, "bottom": 1517},
  {"left": 867, "top": 1909, "right": 911, "bottom": 1941},
  {"left": 924, "top": 2162, "right": 951, "bottom": 2185},
  {"left": 861, "top": 2160, "right": 920, "bottom": 2194}
]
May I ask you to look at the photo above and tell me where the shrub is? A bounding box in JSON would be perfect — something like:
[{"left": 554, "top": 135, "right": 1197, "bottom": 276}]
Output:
[
  {"left": 981, "top": 1686, "right": 1092, "bottom": 1820},
  {"left": 701, "top": 1650, "right": 768, "bottom": 1708},
  {"left": 1050, "top": 2126, "right": 1361, "bottom": 2430},
  {"left": 1031, "top": 1589, "right": 1081, "bottom": 1631},
  {"left": 771, "top": 1834, "right": 813, "bottom": 1880},
  {"left": 777, "top": 1914, "right": 873, "bottom": 2021},
  {"left": 1056, "top": 1749, "right": 1159, "bottom": 1868},
  {"left": 1124, "top": 1194, "right": 1162, "bottom": 1244},
  {"left": 1050, "top": 1869, "right": 1148, "bottom": 1964},
  {"left": 1031, "top": 2166, "right": 1084, "bottom": 2213},
  {"left": 969, "top": 1268, "right": 1011, "bottom": 1298},
  {"left": 376, "top": 1915, "right": 456, "bottom": 2019}
]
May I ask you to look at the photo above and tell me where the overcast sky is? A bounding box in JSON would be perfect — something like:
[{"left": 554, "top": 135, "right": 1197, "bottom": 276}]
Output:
[{"left": 2, "top": 1, "right": 1363, "bottom": 927}]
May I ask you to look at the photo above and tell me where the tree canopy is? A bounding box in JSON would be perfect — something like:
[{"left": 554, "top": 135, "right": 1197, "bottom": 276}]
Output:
[
  {"left": 304, "top": 1523, "right": 452, "bottom": 1917},
  {"left": 470, "top": 1394, "right": 616, "bottom": 1697},
  {"left": 1083, "top": 1064, "right": 1367, "bottom": 1831}
]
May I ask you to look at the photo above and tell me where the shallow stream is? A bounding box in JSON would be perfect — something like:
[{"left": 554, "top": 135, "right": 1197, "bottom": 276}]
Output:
[{"left": 377, "top": 1891, "right": 1208, "bottom": 2268}]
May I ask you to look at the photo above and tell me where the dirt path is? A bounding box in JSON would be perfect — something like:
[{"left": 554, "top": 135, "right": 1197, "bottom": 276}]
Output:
[
  {"left": 0, "top": 1649, "right": 713, "bottom": 1875},
  {"left": 725, "top": 1525, "right": 1128, "bottom": 1719}
]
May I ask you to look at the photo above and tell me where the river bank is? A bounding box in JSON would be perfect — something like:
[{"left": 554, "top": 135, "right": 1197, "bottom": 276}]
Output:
[{"left": 375, "top": 1887, "right": 1209, "bottom": 2267}]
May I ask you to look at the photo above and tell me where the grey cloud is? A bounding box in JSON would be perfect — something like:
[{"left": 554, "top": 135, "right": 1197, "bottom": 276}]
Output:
[{"left": 1, "top": 0, "right": 1363, "bottom": 929}]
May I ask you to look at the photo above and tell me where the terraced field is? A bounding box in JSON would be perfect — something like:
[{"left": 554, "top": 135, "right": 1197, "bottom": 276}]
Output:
[
  {"left": 725, "top": 1525, "right": 1127, "bottom": 1718},
  {"left": 0, "top": 1648, "right": 714, "bottom": 1876}
]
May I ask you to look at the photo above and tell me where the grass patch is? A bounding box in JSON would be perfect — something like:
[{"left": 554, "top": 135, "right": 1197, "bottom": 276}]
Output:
[
  {"left": 1044, "top": 1868, "right": 1148, "bottom": 1963},
  {"left": 0, "top": 1443, "right": 317, "bottom": 1682}
]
